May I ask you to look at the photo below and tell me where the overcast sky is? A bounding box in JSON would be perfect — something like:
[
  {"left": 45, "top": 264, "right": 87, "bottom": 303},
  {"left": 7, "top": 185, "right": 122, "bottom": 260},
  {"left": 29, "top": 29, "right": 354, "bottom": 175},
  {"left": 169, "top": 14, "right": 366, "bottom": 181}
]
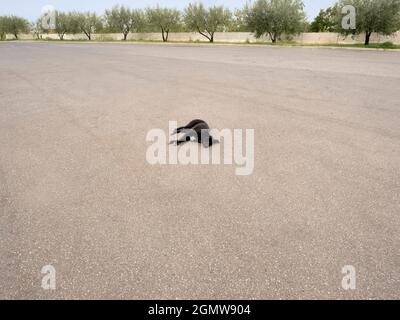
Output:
[{"left": 0, "top": 0, "right": 336, "bottom": 21}]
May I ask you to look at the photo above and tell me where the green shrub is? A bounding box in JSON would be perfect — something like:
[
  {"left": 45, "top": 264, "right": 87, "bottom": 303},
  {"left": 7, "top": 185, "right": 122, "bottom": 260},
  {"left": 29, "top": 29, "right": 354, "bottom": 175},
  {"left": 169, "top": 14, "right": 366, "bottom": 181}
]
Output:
[{"left": 380, "top": 41, "right": 395, "bottom": 49}]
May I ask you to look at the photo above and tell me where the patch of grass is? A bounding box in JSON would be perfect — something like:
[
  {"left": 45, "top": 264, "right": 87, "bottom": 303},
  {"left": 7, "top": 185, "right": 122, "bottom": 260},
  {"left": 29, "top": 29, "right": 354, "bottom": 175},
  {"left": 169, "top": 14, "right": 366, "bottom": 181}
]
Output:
[
  {"left": 257, "top": 41, "right": 400, "bottom": 49},
  {"left": 4, "top": 37, "right": 400, "bottom": 50},
  {"left": 304, "top": 42, "right": 399, "bottom": 49},
  {"left": 377, "top": 41, "right": 397, "bottom": 49}
]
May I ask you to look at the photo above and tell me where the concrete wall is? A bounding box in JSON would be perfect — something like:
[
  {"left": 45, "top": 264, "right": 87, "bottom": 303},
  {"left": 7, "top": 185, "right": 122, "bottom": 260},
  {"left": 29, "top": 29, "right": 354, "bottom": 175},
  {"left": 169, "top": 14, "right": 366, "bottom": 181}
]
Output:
[
  {"left": 295, "top": 32, "right": 400, "bottom": 44},
  {"left": 6, "top": 31, "right": 400, "bottom": 44}
]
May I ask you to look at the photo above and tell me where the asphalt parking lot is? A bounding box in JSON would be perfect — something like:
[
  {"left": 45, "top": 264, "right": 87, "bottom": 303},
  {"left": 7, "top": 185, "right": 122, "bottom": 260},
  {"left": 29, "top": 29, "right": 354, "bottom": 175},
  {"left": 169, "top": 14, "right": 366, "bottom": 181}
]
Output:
[{"left": 0, "top": 42, "right": 399, "bottom": 299}]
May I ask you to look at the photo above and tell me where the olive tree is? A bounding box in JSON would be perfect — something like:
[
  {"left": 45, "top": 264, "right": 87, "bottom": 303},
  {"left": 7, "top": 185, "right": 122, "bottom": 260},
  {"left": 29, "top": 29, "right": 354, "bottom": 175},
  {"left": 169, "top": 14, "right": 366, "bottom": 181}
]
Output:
[
  {"left": 53, "top": 11, "right": 73, "bottom": 40},
  {"left": 105, "top": 5, "right": 145, "bottom": 40},
  {"left": 184, "top": 2, "right": 231, "bottom": 42},
  {"left": 244, "top": 0, "right": 306, "bottom": 43},
  {"left": 310, "top": 5, "right": 340, "bottom": 32},
  {"left": 0, "top": 16, "right": 8, "bottom": 40},
  {"left": 71, "top": 12, "right": 103, "bottom": 40},
  {"left": 0, "top": 15, "right": 29, "bottom": 39},
  {"left": 31, "top": 18, "right": 47, "bottom": 39},
  {"left": 338, "top": 0, "right": 400, "bottom": 45},
  {"left": 146, "top": 6, "right": 181, "bottom": 42},
  {"left": 229, "top": 9, "right": 251, "bottom": 32}
]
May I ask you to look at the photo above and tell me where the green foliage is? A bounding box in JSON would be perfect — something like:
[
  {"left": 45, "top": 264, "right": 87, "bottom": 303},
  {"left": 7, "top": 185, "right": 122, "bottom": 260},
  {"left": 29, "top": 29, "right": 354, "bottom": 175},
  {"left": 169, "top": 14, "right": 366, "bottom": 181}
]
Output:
[
  {"left": 229, "top": 9, "right": 251, "bottom": 32},
  {"left": 338, "top": 0, "right": 400, "bottom": 45},
  {"left": 302, "top": 21, "right": 312, "bottom": 32},
  {"left": 146, "top": 6, "right": 181, "bottom": 41},
  {"left": 0, "top": 15, "right": 29, "bottom": 39},
  {"left": 184, "top": 2, "right": 232, "bottom": 42},
  {"left": 51, "top": 11, "right": 74, "bottom": 40},
  {"left": 244, "top": 0, "right": 306, "bottom": 43},
  {"left": 0, "top": 16, "right": 7, "bottom": 40},
  {"left": 70, "top": 12, "right": 103, "bottom": 40},
  {"left": 380, "top": 41, "right": 396, "bottom": 48},
  {"left": 104, "top": 5, "right": 145, "bottom": 40},
  {"left": 1, "top": 0, "right": 400, "bottom": 45},
  {"left": 30, "top": 18, "right": 46, "bottom": 39},
  {"left": 310, "top": 5, "right": 340, "bottom": 32}
]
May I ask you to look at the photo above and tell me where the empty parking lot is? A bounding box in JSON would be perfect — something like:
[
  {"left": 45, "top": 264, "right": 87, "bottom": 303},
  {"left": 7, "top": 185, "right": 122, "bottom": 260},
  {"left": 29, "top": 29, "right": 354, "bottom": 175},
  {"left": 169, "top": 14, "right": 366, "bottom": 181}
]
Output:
[{"left": 0, "top": 42, "right": 399, "bottom": 299}]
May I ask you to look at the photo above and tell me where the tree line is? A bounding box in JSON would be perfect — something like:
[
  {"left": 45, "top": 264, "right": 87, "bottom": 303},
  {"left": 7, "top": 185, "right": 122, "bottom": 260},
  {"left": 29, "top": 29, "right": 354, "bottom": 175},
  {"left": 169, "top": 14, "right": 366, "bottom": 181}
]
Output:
[
  {"left": 310, "top": 0, "right": 400, "bottom": 45},
  {"left": 1, "top": 0, "right": 400, "bottom": 45},
  {"left": 0, "top": 15, "right": 30, "bottom": 40}
]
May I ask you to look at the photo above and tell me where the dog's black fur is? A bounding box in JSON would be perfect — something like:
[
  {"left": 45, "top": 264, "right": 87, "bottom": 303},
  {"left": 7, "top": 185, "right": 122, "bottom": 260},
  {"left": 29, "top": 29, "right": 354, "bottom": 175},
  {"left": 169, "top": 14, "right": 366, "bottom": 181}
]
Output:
[{"left": 171, "top": 119, "right": 219, "bottom": 148}]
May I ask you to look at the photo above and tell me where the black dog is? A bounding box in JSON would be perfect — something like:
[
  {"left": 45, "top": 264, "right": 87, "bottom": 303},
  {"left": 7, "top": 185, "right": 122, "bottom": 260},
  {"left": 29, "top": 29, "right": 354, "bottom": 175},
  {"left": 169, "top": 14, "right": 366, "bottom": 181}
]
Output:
[{"left": 171, "top": 119, "right": 219, "bottom": 148}]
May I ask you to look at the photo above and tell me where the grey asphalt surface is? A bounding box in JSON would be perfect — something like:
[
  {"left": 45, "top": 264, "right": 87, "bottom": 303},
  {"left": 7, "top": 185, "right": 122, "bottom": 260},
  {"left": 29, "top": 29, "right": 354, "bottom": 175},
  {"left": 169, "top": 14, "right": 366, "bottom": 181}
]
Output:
[{"left": 0, "top": 42, "right": 399, "bottom": 299}]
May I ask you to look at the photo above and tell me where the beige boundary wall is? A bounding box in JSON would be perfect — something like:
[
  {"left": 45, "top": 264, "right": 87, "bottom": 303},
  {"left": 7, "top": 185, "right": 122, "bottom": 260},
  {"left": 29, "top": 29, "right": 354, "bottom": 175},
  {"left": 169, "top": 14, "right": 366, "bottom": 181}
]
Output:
[{"left": 6, "top": 31, "right": 400, "bottom": 44}]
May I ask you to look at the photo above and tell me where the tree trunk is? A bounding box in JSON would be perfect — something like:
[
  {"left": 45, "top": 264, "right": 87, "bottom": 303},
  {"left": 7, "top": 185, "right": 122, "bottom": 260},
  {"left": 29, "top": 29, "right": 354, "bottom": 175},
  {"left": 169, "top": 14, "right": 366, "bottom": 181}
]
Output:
[
  {"left": 197, "top": 28, "right": 213, "bottom": 43},
  {"left": 123, "top": 33, "right": 128, "bottom": 41},
  {"left": 82, "top": 29, "right": 91, "bottom": 41},
  {"left": 14, "top": 34, "right": 18, "bottom": 40},
  {"left": 268, "top": 32, "right": 277, "bottom": 43},
  {"left": 162, "top": 29, "right": 166, "bottom": 42},
  {"left": 165, "top": 31, "right": 169, "bottom": 42},
  {"left": 364, "top": 32, "right": 371, "bottom": 45}
]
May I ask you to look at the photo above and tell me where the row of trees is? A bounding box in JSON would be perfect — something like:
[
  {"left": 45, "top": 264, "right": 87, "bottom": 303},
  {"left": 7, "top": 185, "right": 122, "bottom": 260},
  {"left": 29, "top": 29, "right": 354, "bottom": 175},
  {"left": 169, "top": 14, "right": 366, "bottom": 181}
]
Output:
[
  {"left": 30, "top": 4, "right": 238, "bottom": 42},
  {"left": 43, "top": 11, "right": 104, "bottom": 41},
  {"left": 0, "top": 1, "right": 308, "bottom": 43},
  {"left": 1, "top": 0, "right": 400, "bottom": 45},
  {"left": 0, "top": 15, "right": 29, "bottom": 40},
  {"left": 310, "top": 0, "right": 400, "bottom": 45}
]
